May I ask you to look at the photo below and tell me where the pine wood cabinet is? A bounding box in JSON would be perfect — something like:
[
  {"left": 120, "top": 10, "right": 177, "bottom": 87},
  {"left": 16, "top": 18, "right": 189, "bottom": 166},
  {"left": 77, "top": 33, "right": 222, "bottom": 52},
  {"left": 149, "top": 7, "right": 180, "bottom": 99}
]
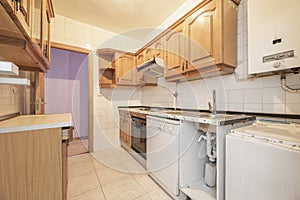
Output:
[
  {"left": 119, "top": 110, "right": 131, "bottom": 148},
  {"left": 97, "top": 0, "right": 239, "bottom": 84},
  {"left": 164, "top": 23, "right": 185, "bottom": 79},
  {"left": 0, "top": 127, "right": 72, "bottom": 200},
  {"left": 165, "top": 0, "right": 238, "bottom": 81},
  {"left": 115, "top": 53, "right": 136, "bottom": 85},
  {"left": 0, "top": 0, "right": 54, "bottom": 72}
]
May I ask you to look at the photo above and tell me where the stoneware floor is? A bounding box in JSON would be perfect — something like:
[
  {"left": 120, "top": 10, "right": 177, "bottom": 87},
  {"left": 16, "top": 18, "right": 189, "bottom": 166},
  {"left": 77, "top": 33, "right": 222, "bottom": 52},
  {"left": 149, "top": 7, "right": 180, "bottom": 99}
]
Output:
[{"left": 67, "top": 147, "right": 173, "bottom": 200}]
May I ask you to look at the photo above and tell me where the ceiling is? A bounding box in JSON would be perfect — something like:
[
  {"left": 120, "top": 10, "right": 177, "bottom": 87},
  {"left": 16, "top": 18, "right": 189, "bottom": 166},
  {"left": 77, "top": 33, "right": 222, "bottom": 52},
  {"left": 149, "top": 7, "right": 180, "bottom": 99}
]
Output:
[{"left": 52, "top": 0, "right": 187, "bottom": 40}]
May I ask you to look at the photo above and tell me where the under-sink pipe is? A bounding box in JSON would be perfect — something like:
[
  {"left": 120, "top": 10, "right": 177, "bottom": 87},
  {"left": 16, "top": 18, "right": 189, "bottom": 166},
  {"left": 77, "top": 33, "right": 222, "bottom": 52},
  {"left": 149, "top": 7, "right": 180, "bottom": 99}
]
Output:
[
  {"left": 198, "top": 132, "right": 216, "bottom": 162},
  {"left": 281, "top": 73, "right": 300, "bottom": 93}
]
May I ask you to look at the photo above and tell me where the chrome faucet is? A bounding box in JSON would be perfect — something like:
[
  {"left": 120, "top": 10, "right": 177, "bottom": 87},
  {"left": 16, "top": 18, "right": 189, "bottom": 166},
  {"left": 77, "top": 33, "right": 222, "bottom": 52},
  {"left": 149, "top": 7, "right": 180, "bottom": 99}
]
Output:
[{"left": 208, "top": 90, "right": 217, "bottom": 115}]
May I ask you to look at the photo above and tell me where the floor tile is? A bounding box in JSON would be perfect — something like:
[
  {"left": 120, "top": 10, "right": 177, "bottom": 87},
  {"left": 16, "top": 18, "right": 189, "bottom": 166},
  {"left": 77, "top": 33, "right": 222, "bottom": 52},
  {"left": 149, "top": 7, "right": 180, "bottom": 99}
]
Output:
[
  {"left": 102, "top": 176, "right": 145, "bottom": 200},
  {"left": 147, "top": 188, "right": 173, "bottom": 200},
  {"left": 67, "top": 172, "right": 100, "bottom": 198},
  {"left": 68, "top": 154, "right": 95, "bottom": 177},
  {"left": 95, "top": 163, "right": 130, "bottom": 186},
  {"left": 133, "top": 174, "right": 160, "bottom": 193},
  {"left": 134, "top": 194, "right": 152, "bottom": 200},
  {"left": 92, "top": 149, "right": 121, "bottom": 167},
  {"left": 69, "top": 188, "right": 105, "bottom": 200}
]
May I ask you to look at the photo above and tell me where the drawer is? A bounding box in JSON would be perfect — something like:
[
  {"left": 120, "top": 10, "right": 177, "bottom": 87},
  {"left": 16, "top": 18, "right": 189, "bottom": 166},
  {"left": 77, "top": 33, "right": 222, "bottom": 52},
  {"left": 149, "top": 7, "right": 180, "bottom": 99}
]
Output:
[{"left": 62, "top": 127, "right": 73, "bottom": 141}]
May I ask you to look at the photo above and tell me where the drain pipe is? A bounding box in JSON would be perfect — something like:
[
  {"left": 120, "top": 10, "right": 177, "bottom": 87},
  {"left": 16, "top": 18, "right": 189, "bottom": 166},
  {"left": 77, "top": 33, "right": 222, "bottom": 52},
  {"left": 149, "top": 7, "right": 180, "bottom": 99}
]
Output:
[{"left": 281, "top": 73, "right": 300, "bottom": 93}]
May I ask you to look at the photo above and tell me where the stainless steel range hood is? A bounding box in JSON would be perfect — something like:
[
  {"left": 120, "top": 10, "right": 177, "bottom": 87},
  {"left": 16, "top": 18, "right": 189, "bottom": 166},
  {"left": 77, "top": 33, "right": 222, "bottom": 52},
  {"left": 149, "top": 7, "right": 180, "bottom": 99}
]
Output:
[{"left": 136, "top": 57, "right": 164, "bottom": 77}]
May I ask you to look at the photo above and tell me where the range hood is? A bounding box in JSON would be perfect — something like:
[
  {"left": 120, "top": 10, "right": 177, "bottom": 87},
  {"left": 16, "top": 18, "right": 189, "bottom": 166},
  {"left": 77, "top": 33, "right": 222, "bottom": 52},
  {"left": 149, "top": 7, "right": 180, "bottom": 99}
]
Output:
[
  {"left": 136, "top": 57, "right": 164, "bottom": 77},
  {"left": 0, "top": 61, "right": 19, "bottom": 75}
]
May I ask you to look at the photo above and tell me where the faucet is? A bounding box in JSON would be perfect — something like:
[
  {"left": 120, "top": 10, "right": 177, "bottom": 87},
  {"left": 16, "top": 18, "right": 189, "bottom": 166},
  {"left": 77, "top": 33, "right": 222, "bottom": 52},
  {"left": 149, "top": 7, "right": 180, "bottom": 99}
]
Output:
[{"left": 208, "top": 90, "right": 217, "bottom": 115}]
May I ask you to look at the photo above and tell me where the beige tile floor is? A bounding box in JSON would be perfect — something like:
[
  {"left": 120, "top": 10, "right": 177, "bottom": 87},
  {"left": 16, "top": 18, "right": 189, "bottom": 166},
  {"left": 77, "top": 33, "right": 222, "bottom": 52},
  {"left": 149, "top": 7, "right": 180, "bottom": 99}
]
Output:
[{"left": 67, "top": 147, "right": 173, "bottom": 200}]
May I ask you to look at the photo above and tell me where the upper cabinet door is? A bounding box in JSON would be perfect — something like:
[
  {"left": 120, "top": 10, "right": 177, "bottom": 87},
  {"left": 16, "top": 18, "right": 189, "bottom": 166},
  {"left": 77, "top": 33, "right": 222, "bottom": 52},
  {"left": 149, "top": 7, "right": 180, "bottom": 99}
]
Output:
[
  {"left": 14, "top": 0, "right": 32, "bottom": 36},
  {"left": 154, "top": 39, "right": 163, "bottom": 59},
  {"left": 165, "top": 23, "right": 185, "bottom": 78},
  {"left": 185, "top": 0, "right": 217, "bottom": 70},
  {"left": 115, "top": 54, "right": 136, "bottom": 85},
  {"left": 144, "top": 48, "right": 154, "bottom": 61}
]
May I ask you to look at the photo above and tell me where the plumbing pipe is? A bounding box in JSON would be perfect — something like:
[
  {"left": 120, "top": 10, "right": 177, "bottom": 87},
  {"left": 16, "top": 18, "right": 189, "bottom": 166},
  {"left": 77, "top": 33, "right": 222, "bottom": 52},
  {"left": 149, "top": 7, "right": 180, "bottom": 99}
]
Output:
[
  {"left": 281, "top": 73, "right": 300, "bottom": 93},
  {"left": 206, "top": 132, "right": 216, "bottom": 162},
  {"left": 198, "top": 132, "right": 216, "bottom": 162}
]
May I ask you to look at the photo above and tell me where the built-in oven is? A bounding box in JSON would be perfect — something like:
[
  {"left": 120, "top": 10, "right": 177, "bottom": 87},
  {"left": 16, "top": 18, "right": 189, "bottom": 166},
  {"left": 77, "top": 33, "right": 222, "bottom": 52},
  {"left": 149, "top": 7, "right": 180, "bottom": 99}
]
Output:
[{"left": 130, "top": 112, "right": 147, "bottom": 167}]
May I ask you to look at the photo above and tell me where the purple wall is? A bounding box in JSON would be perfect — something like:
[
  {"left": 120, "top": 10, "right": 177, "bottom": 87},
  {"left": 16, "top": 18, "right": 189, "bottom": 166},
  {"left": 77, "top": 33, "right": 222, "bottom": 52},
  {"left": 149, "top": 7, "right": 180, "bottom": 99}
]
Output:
[{"left": 45, "top": 48, "right": 89, "bottom": 138}]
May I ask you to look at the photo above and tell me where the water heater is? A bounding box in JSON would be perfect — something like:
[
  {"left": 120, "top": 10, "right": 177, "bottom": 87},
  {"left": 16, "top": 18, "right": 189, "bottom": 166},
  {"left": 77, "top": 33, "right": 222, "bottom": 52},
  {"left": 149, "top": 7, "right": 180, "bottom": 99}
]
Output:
[{"left": 247, "top": 0, "right": 300, "bottom": 74}]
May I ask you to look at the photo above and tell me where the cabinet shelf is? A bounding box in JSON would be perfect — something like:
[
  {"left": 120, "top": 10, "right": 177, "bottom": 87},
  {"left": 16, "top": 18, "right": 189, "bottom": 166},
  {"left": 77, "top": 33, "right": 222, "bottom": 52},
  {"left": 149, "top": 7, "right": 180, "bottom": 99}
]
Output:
[{"left": 181, "top": 178, "right": 216, "bottom": 200}]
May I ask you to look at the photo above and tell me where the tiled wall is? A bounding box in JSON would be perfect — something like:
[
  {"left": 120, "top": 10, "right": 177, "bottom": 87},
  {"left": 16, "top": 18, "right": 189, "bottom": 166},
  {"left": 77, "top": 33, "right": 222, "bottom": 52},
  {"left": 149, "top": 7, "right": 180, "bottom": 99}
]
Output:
[
  {"left": 142, "top": 0, "right": 300, "bottom": 115},
  {"left": 94, "top": 88, "right": 142, "bottom": 150},
  {"left": 0, "top": 71, "right": 34, "bottom": 116}
]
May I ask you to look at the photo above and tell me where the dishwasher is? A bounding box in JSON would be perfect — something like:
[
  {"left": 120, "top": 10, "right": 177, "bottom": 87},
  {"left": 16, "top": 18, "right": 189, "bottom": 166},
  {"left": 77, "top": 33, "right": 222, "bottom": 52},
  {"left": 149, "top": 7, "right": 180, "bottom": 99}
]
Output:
[{"left": 146, "top": 115, "right": 180, "bottom": 198}]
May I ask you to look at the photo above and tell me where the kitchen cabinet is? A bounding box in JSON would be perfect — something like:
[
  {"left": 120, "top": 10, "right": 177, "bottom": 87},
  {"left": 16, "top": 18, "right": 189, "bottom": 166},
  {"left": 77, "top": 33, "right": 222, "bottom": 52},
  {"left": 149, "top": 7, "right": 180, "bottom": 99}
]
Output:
[
  {"left": 154, "top": 39, "right": 163, "bottom": 58},
  {"left": 98, "top": 49, "right": 116, "bottom": 87},
  {"left": 14, "top": 0, "right": 32, "bottom": 36},
  {"left": 0, "top": 114, "right": 73, "bottom": 200},
  {"left": 164, "top": 23, "right": 185, "bottom": 79},
  {"left": 165, "top": 0, "right": 238, "bottom": 81},
  {"left": 144, "top": 47, "right": 154, "bottom": 61},
  {"left": 119, "top": 110, "right": 131, "bottom": 148},
  {"left": 0, "top": 0, "right": 54, "bottom": 72},
  {"left": 115, "top": 53, "right": 136, "bottom": 86},
  {"left": 98, "top": 48, "right": 157, "bottom": 87}
]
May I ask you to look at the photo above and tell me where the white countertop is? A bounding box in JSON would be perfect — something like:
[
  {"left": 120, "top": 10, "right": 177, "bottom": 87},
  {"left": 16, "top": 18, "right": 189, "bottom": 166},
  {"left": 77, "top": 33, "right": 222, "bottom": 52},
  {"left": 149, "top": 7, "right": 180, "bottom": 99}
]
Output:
[
  {"left": 119, "top": 107, "right": 255, "bottom": 126},
  {"left": 0, "top": 113, "right": 73, "bottom": 134}
]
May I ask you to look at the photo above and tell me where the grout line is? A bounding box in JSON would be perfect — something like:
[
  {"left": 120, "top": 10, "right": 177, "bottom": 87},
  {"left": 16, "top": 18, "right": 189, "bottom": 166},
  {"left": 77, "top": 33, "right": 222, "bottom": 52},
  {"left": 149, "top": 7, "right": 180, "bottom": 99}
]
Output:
[{"left": 89, "top": 154, "right": 107, "bottom": 200}]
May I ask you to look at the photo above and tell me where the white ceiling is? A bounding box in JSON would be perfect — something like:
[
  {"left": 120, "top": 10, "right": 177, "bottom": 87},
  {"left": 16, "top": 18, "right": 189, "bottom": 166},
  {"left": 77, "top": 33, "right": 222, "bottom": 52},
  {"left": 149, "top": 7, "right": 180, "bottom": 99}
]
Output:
[{"left": 52, "top": 0, "right": 187, "bottom": 40}]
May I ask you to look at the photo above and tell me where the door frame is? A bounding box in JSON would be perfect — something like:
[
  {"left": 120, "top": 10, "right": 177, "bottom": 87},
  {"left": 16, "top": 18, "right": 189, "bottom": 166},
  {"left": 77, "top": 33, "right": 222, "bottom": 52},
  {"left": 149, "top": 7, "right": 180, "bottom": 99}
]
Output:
[{"left": 50, "top": 42, "right": 94, "bottom": 152}]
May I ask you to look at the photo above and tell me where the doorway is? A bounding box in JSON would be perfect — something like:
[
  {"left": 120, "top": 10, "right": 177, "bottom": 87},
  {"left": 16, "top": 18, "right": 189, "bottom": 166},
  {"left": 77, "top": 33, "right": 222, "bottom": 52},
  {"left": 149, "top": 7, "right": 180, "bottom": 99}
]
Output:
[{"left": 44, "top": 47, "right": 89, "bottom": 156}]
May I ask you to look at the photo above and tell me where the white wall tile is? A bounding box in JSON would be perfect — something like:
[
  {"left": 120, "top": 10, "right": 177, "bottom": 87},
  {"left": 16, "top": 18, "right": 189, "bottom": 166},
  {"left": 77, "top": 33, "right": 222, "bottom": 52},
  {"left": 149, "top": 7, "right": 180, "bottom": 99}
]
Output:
[
  {"left": 244, "top": 104, "right": 262, "bottom": 113},
  {"left": 244, "top": 88, "right": 263, "bottom": 104},
  {"left": 263, "top": 87, "right": 285, "bottom": 104},
  {"left": 228, "top": 89, "right": 244, "bottom": 104},
  {"left": 228, "top": 103, "right": 244, "bottom": 112},
  {"left": 286, "top": 104, "right": 300, "bottom": 114},
  {"left": 286, "top": 92, "right": 300, "bottom": 104},
  {"left": 263, "top": 104, "right": 285, "bottom": 114}
]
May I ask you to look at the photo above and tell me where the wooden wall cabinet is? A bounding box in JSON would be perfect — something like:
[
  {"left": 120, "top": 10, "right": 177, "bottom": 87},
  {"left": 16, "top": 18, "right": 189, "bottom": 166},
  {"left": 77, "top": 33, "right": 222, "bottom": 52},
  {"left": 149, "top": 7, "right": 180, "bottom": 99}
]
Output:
[
  {"left": 98, "top": 0, "right": 239, "bottom": 84},
  {"left": 115, "top": 53, "right": 136, "bottom": 86},
  {"left": 0, "top": 0, "right": 54, "bottom": 72},
  {"left": 98, "top": 48, "right": 157, "bottom": 88},
  {"left": 164, "top": 23, "right": 185, "bottom": 79},
  {"left": 119, "top": 110, "right": 131, "bottom": 148},
  {"left": 165, "top": 0, "right": 238, "bottom": 81}
]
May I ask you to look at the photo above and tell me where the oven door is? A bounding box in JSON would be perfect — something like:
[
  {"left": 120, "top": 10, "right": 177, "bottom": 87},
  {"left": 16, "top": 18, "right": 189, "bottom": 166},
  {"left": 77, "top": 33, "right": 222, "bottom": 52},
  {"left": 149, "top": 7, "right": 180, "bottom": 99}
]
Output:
[{"left": 131, "top": 118, "right": 146, "bottom": 159}]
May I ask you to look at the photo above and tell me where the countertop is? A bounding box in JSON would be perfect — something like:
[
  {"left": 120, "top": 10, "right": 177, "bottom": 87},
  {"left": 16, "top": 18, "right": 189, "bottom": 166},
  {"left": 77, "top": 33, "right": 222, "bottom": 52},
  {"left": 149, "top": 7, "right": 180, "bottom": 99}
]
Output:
[
  {"left": 0, "top": 113, "right": 73, "bottom": 134},
  {"left": 119, "top": 107, "right": 255, "bottom": 126}
]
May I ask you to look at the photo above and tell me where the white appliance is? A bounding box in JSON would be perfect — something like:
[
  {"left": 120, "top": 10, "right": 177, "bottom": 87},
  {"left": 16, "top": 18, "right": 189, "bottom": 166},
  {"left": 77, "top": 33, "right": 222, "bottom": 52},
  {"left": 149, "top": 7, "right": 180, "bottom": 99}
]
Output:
[
  {"left": 226, "top": 121, "right": 300, "bottom": 200},
  {"left": 146, "top": 116, "right": 180, "bottom": 198},
  {"left": 248, "top": 0, "right": 300, "bottom": 74}
]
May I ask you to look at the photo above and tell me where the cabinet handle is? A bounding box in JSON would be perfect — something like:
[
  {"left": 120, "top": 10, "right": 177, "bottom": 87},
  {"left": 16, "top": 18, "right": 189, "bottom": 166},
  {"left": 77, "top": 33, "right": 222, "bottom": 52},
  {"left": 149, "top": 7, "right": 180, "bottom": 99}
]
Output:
[
  {"left": 186, "top": 60, "right": 188, "bottom": 70},
  {"left": 182, "top": 62, "right": 184, "bottom": 71}
]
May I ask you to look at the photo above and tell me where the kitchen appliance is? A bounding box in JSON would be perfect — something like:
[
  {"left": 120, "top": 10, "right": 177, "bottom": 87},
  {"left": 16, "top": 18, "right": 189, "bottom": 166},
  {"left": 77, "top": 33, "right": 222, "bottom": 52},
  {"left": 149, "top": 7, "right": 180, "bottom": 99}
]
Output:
[
  {"left": 136, "top": 57, "right": 164, "bottom": 77},
  {"left": 147, "top": 115, "right": 180, "bottom": 198},
  {"left": 131, "top": 116, "right": 147, "bottom": 167},
  {"left": 248, "top": 0, "right": 300, "bottom": 74},
  {"left": 226, "top": 121, "right": 300, "bottom": 200}
]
